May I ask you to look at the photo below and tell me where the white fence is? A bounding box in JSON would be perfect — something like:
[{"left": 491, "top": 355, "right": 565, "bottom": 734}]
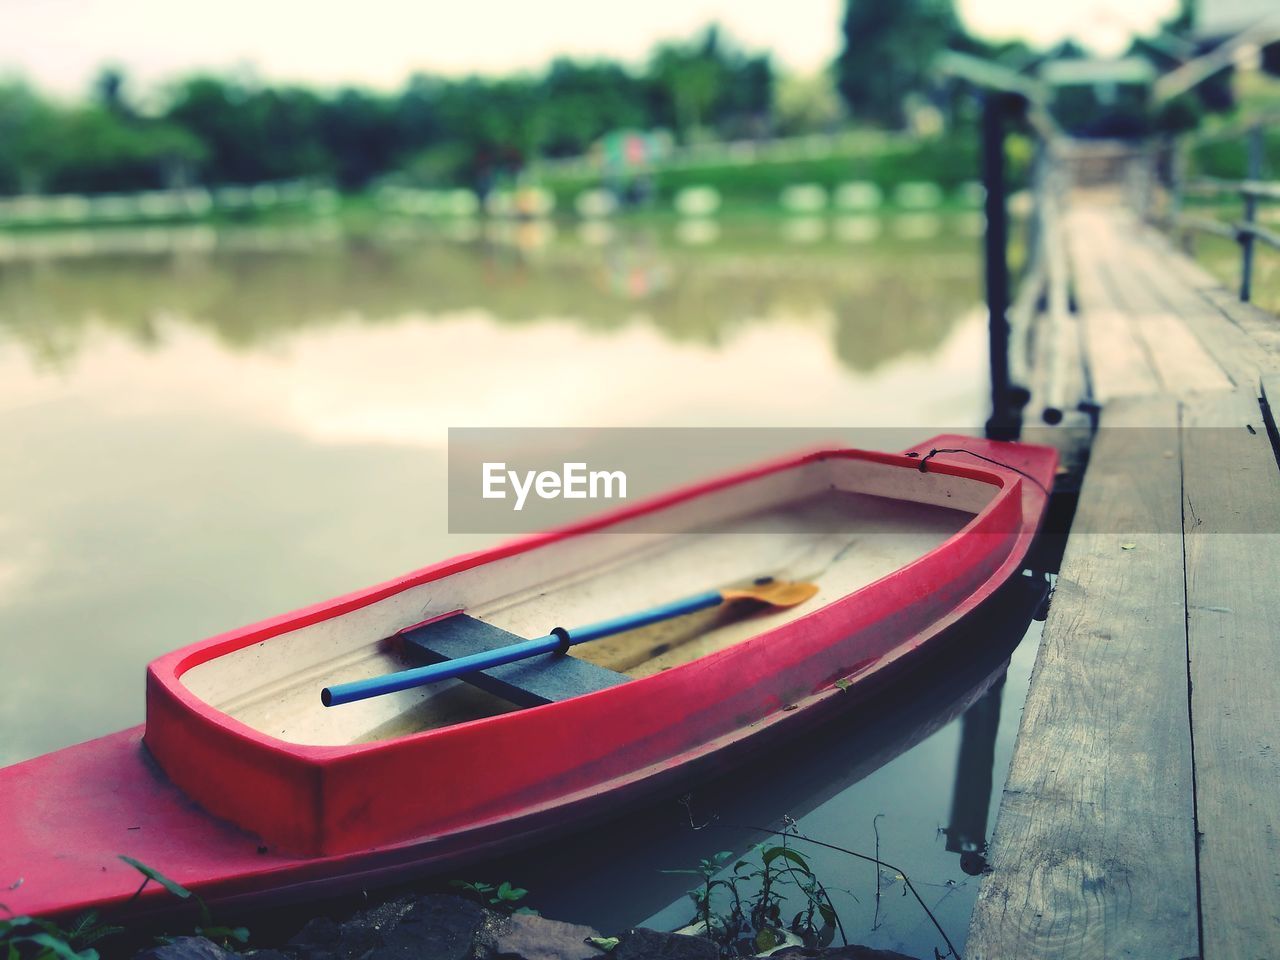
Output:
[{"left": 0, "top": 181, "right": 335, "bottom": 227}]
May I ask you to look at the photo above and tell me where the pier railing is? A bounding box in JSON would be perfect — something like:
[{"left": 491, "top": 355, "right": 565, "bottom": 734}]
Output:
[
  {"left": 937, "top": 50, "right": 1072, "bottom": 438},
  {"left": 1155, "top": 117, "right": 1279, "bottom": 303}
]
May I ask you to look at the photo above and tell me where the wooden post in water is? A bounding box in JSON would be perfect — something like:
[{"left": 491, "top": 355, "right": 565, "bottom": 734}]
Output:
[
  {"left": 1239, "top": 123, "right": 1263, "bottom": 303},
  {"left": 944, "top": 672, "right": 1006, "bottom": 876},
  {"left": 982, "top": 93, "right": 1022, "bottom": 441}
]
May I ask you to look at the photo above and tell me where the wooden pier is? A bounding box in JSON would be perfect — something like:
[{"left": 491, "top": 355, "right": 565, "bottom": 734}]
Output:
[{"left": 967, "top": 146, "right": 1280, "bottom": 959}]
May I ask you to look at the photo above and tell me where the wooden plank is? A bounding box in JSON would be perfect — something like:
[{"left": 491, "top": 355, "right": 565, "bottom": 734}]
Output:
[
  {"left": 1192, "top": 284, "right": 1280, "bottom": 372},
  {"left": 1040, "top": 188, "right": 1086, "bottom": 420},
  {"left": 968, "top": 395, "right": 1199, "bottom": 960},
  {"left": 1026, "top": 291, "right": 1089, "bottom": 425},
  {"left": 1022, "top": 303, "right": 1092, "bottom": 485},
  {"left": 1065, "top": 207, "right": 1126, "bottom": 315},
  {"left": 1131, "top": 215, "right": 1271, "bottom": 370},
  {"left": 1156, "top": 237, "right": 1221, "bottom": 290},
  {"left": 1182, "top": 390, "right": 1280, "bottom": 956},
  {"left": 1078, "top": 207, "right": 1232, "bottom": 394},
  {"left": 1089, "top": 210, "right": 1170, "bottom": 315},
  {"left": 1128, "top": 225, "right": 1277, "bottom": 389},
  {"left": 1022, "top": 190, "right": 1096, "bottom": 473},
  {"left": 402, "top": 615, "right": 629, "bottom": 707},
  {"left": 1134, "top": 217, "right": 1225, "bottom": 291},
  {"left": 1262, "top": 374, "right": 1280, "bottom": 445},
  {"left": 1132, "top": 312, "right": 1233, "bottom": 394},
  {"left": 1063, "top": 206, "right": 1163, "bottom": 401},
  {"left": 1078, "top": 308, "right": 1162, "bottom": 402},
  {"left": 1073, "top": 208, "right": 1150, "bottom": 321}
]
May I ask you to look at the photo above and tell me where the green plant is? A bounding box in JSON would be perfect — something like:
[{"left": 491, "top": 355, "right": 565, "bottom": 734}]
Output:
[
  {"left": 667, "top": 852, "right": 735, "bottom": 942},
  {"left": 0, "top": 910, "right": 122, "bottom": 960},
  {"left": 0, "top": 856, "right": 252, "bottom": 960},
  {"left": 118, "top": 857, "right": 248, "bottom": 947},
  {"left": 663, "top": 840, "right": 844, "bottom": 957},
  {"left": 447, "top": 880, "right": 537, "bottom": 916}
]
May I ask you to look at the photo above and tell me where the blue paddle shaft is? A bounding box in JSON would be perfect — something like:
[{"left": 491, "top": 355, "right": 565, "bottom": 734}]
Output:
[
  {"left": 321, "top": 634, "right": 561, "bottom": 707},
  {"left": 562, "top": 589, "right": 723, "bottom": 643},
  {"left": 321, "top": 589, "right": 724, "bottom": 707}
]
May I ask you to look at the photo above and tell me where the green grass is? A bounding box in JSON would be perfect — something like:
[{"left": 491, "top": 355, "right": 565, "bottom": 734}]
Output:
[
  {"left": 1182, "top": 227, "right": 1280, "bottom": 314},
  {"left": 535, "top": 131, "right": 997, "bottom": 211},
  {"left": 1185, "top": 73, "right": 1280, "bottom": 180}
]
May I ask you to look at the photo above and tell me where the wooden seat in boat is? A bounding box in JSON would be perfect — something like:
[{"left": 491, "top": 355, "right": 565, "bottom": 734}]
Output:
[{"left": 401, "top": 615, "right": 630, "bottom": 707}]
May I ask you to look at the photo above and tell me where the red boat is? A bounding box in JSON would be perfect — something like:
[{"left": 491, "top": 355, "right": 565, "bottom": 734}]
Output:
[{"left": 0, "top": 435, "right": 1055, "bottom": 920}]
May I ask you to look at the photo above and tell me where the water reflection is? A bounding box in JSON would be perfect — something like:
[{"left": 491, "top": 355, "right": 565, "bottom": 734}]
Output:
[
  {"left": 943, "top": 673, "right": 1004, "bottom": 876},
  {"left": 0, "top": 218, "right": 979, "bottom": 377}
]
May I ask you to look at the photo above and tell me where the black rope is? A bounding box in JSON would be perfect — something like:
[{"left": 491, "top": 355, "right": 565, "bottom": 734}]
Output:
[{"left": 906, "top": 447, "right": 1052, "bottom": 499}]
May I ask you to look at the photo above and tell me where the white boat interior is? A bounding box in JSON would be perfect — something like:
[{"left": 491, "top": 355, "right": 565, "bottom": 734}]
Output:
[{"left": 179, "top": 456, "right": 1000, "bottom": 746}]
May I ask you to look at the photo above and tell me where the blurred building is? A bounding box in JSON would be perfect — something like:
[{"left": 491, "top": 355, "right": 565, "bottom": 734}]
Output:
[
  {"left": 1040, "top": 57, "right": 1156, "bottom": 139},
  {"left": 1193, "top": 0, "right": 1279, "bottom": 42}
]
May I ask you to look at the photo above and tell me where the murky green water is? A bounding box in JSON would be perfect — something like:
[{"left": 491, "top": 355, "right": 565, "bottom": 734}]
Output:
[{"left": 0, "top": 213, "right": 1032, "bottom": 957}]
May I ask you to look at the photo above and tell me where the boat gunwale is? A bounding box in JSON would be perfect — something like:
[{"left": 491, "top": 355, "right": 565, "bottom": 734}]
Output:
[{"left": 148, "top": 440, "right": 1019, "bottom": 764}]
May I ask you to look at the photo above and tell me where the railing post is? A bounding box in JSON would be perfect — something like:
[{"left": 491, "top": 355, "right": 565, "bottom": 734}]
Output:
[
  {"left": 1240, "top": 123, "right": 1262, "bottom": 303},
  {"left": 983, "top": 93, "right": 1021, "bottom": 441},
  {"left": 1171, "top": 138, "right": 1192, "bottom": 253}
]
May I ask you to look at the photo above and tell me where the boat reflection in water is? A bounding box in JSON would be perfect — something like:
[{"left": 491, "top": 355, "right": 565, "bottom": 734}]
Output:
[{"left": 470, "top": 571, "right": 1049, "bottom": 952}]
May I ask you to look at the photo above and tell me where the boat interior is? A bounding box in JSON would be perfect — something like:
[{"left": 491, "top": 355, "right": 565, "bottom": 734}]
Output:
[{"left": 178, "top": 455, "right": 1000, "bottom": 746}]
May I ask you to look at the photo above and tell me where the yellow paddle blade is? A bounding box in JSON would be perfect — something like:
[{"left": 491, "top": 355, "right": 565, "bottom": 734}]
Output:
[{"left": 721, "top": 579, "right": 820, "bottom": 607}]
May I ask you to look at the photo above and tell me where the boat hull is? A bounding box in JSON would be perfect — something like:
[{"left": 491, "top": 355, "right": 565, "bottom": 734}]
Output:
[{"left": 0, "top": 435, "right": 1055, "bottom": 919}]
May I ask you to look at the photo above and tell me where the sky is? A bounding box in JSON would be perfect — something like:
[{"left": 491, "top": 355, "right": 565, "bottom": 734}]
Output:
[{"left": 2, "top": 0, "right": 1179, "bottom": 99}]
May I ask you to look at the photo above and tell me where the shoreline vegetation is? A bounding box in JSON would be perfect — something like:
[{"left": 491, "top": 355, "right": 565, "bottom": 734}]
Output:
[
  {"left": 0, "top": 837, "right": 941, "bottom": 960},
  {"left": 0, "top": 9, "right": 1024, "bottom": 231},
  {"left": 0, "top": 130, "right": 999, "bottom": 232}
]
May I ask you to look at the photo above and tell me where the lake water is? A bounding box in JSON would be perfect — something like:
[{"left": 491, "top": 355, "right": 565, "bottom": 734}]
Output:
[{"left": 0, "top": 213, "right": 1041, "bottom": 957}]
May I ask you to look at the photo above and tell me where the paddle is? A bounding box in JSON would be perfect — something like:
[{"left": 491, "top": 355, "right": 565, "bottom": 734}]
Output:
[{"left": 321, "top": 578, "right": 819, "bottom": 707}]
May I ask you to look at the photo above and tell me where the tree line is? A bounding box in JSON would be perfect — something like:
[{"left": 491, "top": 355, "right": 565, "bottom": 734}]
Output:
[
  {"left": 1, "top": 0, "right": 1141, "bottom": 198},
  {"left": 0, "top": 26, "right": 776, "bottom": 196}
]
